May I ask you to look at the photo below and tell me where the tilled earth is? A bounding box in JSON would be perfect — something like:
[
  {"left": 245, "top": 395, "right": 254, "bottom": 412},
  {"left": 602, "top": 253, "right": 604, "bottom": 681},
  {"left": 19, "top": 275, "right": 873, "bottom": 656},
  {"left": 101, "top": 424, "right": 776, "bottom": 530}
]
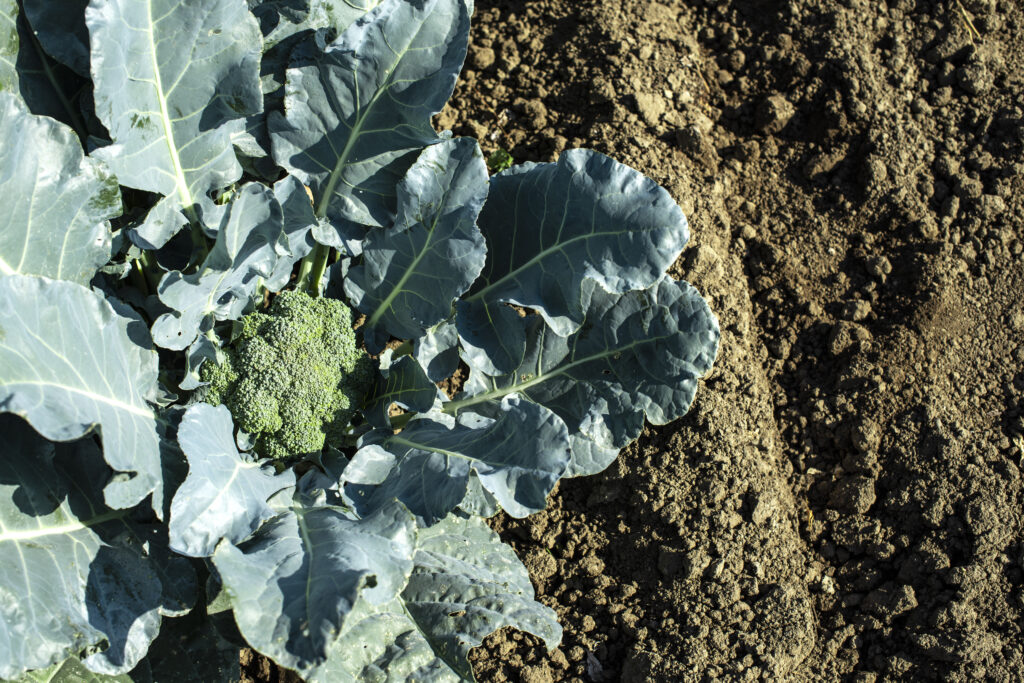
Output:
[
  {"left": 246, "top": 1, "right": 1024, "bottom": 681},
  {"left": 435, "top": 0, "right": 1024, "bottom": 681}
]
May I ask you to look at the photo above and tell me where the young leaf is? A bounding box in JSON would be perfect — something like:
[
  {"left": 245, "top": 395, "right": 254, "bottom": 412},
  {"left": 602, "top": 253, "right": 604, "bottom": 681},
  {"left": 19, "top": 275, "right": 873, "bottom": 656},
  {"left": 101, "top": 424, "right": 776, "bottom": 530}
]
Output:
[
  {"left": 86, "top": 0, "right": 263, "bottom": 246},
  {"left": 457, "top": 149, "right": 690, "bottom": 374},
  {"left": 345, "top": 137, "right": 488, "bottom": 352},
  {"left": 0, "top": 416, "right": 185, "bottom": 678},
  {"left": 414, "top": 318, "right": 461, "bottom": 382},
  {"left": 454, "top": 277, "right": 720, "bottom": 476},
  {"left": 305, "top": 513, "right": 561, "bottom": 682},
  {"left": 169, "top": 404, "right": 296, "bottom": 557},
  {"left": 363, "top": 354, "right": 442, "bottom": 430},
  {"left": 212, "top": 503, "right": 416, "bottom": 672},
  {"left": 264, "top": 175, "right": 317, "bottom": 291},
  {"left": 150, "top": 183, "right": 285, "bottom": 351},
  {"left": 0, "top": 275, "right": 163, "bottom": 511},
  {"left": 0, "top": 93, "right": 119, "bottom": 285},
  {"left": 344, "top": 396, "right": 571, "bottom": 524},
  {"left": 269, "top": 0, "right": 470, "bottom": 233}
]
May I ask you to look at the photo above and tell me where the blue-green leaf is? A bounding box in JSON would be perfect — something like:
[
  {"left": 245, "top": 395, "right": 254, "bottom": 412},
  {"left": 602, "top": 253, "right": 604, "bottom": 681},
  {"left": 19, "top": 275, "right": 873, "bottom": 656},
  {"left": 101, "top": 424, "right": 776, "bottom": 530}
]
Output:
[
  {"left": 363, "top": 354, "right": 442, "bottom": 430},
  {"left": 454, "top": 277, "right": 720, "bottom": 476},
  {"left": 0, "top": 275, "right": 163, "bottom": 511},
  {"left": 21, "top": 0, "right": 90, "bottom": 76},
  {"left": 212, "top": 503, "right": 416, "bottom": 672},
  {"left": 265, "top": 175, "right": 317, "bottom": 290},
  {"left": 0, "top": 93, "right": 119, "bottom": 285},
  {"left": 269, "top": 0, "right": 470, "bottom": 234},
  {"left": 169, "top": 404, "right": 295, "bottom": 557},
  {"left": 306, "top": 513, "right": 560, "bottom": 682},
  {"left": 86, "top": 0, "right": 263, "bottom": 247},
  {"left": 345, "top": 137, "right": 488, "bottom": 352},
  {"left": 150, "top": 183, "right": 284, "bottom": 351},
  {"left": 345, "top": 396, "right": 570, "bottom": 524},
  {"left": 457, "top": 149, "right": 690, "bottom": 374},
  {"left": 0, "top": 416, "right": 190, "bottom": 678},
  {"left": 414, "top": 318, "right": 460, "bottom": 382}
]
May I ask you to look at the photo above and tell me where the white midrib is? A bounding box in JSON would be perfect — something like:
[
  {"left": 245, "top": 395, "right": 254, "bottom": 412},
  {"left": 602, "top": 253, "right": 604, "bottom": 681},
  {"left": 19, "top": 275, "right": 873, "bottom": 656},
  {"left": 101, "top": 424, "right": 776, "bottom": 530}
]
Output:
[
  {"left": 443, "top": 332, "right": 674, "bottom": 415},
  {"left": 315, "top": 17, "right": 430, "bottom": 220},
  {"left": 366, "top": 186, "right": 455, "bottom": 328},
  {"left": 146, "top": 0, "right": 194, "bottom": 211},
  {"left": 6, "top": 380, "right": 154, "bottom": 419},
  {"left": 0, "top": 509, "right": 126, "bottom": 543}
]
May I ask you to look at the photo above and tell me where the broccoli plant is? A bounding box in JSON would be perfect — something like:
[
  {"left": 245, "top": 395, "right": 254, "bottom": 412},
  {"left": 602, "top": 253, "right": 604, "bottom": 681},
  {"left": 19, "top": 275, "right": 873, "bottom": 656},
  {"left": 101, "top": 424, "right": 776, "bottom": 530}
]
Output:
[{"left": 0, "top": 0, "right": 720, "bottom": 681}]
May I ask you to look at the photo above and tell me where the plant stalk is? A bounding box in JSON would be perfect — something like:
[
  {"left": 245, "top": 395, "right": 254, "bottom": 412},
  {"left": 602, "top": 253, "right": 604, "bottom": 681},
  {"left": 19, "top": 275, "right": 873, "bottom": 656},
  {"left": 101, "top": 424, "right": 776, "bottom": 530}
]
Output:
[{"left": 297, "top": 244, "right": 331, "bottom": 296}]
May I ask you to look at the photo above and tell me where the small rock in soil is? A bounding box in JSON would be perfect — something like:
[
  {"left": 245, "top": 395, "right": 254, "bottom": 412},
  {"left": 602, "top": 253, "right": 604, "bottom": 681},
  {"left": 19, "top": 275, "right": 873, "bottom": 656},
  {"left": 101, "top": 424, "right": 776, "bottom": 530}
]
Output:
[
  {"left": 828, "top": 475, "right": 877, "bottom": 514},
  {"left": 756, "top": 94, "right": 795, "bottom": 134}
]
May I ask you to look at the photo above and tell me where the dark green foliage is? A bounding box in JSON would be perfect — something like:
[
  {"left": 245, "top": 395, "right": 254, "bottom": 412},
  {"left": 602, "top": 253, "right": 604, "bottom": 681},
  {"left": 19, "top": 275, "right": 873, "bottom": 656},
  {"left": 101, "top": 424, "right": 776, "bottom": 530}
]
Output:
[{"left": 202, "top": 291, "right": 372, "bottom": 459}]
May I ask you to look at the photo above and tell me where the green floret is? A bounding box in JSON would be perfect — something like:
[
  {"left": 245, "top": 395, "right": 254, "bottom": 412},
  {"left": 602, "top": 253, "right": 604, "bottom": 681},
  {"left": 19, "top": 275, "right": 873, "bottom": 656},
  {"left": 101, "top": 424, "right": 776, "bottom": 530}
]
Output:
[{"left": 200, "top": 290, "right": 373, "bottom": 460}]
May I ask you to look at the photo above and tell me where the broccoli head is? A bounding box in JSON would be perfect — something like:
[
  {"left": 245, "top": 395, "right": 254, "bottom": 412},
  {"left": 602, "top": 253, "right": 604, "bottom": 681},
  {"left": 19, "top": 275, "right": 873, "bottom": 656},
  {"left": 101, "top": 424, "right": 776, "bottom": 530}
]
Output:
[{"left": 201, "top": 290, "right": 373, "bottom": 460}]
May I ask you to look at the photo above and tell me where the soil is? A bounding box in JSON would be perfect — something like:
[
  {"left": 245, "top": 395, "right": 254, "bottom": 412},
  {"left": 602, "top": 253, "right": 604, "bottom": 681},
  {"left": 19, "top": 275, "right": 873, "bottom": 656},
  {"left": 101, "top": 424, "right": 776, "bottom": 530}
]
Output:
[
  {"left": 248, "top": 0, "right": 1024, "bottom": 680},
  {"left": 436, "top": 0, "right": 1024, "bottom": 681}
]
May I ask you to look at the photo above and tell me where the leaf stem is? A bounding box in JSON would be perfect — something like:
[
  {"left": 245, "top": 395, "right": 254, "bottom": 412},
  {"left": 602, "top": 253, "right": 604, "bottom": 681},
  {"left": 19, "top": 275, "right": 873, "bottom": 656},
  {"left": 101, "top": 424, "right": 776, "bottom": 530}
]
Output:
[
  {"left": 297, "top": 244, "right": 331, "bottom": 296},
  {"left": 137, "top": 250, "right": 161, "bottom": 293}
]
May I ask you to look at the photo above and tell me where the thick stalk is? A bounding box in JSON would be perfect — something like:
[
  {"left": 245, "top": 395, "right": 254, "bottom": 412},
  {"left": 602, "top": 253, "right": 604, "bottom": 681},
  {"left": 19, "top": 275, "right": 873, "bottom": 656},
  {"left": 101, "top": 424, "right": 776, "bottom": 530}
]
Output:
[{"left": 297, "top": 244, "right": 331, "bottom": 296}]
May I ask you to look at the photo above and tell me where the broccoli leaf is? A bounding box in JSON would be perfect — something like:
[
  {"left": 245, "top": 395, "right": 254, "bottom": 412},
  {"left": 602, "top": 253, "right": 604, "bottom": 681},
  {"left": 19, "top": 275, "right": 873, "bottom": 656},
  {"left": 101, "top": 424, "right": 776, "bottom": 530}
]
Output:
[
  {"left": 129, "top": 606, "right": 242, "bottom": 682},
  {"left": 0, "top": 0, "right": 17, "bottom": 92},
  {"left": 0, "top": 416, "right": 191, "bottom": 678},
  {"left": 269, "top": 0, "right": 470, "bottom": 234},
  {"left": 363, "top": 354, "right": 441, "bottom": 430},
  {"left": 265, "top": 175, "right": 317, "bottom": 291},
  {"left": 306, "top": 513, "right": 560, "bottom": 682},
  {"left": 457, "top": 149, "right": 690, "bottom": 374},
  {"left": 86, "top": 0, "right": 263, "bottom": 247},
  {"left": 344, "top": 396, "right": 570, "bottom": 524},
  {"left": 21, "top": 0, "right": 90, "bottom": 76},
  {"left": 345, "top": 137, "right": 488, "bottom": 352},
  {"left": 212, "top": 503, "right": 416, "bottom": 672},
  {"left": 169, "top": 404, "right": 296, "bottom": 557},
  {"left": 414, "top": 318, "right": 461, "bottom": 382},
  {"left": 0, "top": 93, "right": 119, "bottom": 285},
  {"left": 0, "top": 275, "right": 163, "bottom": 511},
  {"left": 454, "top": 277, "right": 720, "bottom": 476},
  {"left": 14, "top": 658, "right": 134, "bottom": 682},
  {"left": 150, "top": 183, "right": 285, "bottom": 351}
]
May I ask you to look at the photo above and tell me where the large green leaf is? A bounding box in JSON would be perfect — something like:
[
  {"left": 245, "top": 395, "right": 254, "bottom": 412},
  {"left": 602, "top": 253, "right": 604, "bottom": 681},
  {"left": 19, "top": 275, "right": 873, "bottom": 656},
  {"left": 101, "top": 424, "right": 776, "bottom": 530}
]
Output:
[
  {"left": 150, "top": 183, "right": 285, "bottom": 351},
  {"left": 306, "top": 513, "right": 560, "bottom": 682},
  {"left": 212, "top": 503, "right": 416, "bottom": 672},
  {"left": 269, "top": 0, "right": 470, "bottom": 235},
  {"left": 169, "top": 404, "right": 295, "bottom": 557},
  {"left": 345, "top": 137, "right": 488, "bottom": 352},
  {"left": 344, "top": 396, "right": 570, "bottom": 524},
  {"left": 21, "top": 0, "right": 90, "bottom": 76},
  {"left": 457, "top": 149, "right": 690, "bottom": 374},
  {"left": 0, "top": 275, "right": 163, "bottom": 511},
  {"left": 0, "top": 416, "right": 192, "bottom": 678},
  {"left": 454, "top": 277, "right": 720, "bottom": 476},
  {"left": 0, "top": 93, "right": 119, "bottom": 285},
  {"left": 86, "top": 0, "right": 263, "bottom": 247}
]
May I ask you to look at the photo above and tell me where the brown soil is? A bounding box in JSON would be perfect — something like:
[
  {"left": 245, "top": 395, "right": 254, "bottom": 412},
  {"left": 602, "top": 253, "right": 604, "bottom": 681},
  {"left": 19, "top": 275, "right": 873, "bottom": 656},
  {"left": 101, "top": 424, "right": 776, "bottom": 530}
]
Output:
[{"left": 430, "top": 0, "right": 1024, "bottom": 681}]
